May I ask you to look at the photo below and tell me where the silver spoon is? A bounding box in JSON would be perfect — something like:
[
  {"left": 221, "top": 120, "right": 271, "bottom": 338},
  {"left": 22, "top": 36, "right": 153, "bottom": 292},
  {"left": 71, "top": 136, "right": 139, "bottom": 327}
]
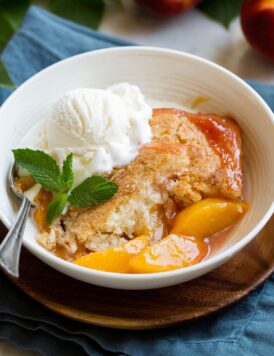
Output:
[{"left": 0, "top": 163, "right": 35, "bottom": 278}]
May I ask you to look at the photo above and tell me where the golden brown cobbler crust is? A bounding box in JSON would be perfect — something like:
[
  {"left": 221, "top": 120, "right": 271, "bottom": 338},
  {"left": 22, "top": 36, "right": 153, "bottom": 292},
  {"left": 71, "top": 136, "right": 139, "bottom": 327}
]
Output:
[{"left": 39, "top": 109, "right": 243, "bottom": 258}]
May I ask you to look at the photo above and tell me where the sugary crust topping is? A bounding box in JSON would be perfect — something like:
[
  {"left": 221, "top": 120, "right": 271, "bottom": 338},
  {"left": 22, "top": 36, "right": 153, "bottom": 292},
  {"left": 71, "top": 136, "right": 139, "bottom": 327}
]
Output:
[{"left": 40, "top": 108, "right": 243, "bottom": 258}]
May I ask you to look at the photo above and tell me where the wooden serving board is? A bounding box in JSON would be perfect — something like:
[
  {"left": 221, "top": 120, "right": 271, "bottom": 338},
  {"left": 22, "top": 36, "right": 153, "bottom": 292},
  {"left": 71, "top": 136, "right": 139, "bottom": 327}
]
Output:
[{"left": 0, "top": 217, "right": 273, "bottom": 330}]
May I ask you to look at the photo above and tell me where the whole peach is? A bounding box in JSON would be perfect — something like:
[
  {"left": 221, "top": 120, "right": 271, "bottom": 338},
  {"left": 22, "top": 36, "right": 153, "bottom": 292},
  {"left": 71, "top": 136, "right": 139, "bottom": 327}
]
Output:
[
  {"left": 135, "top": 0, "right": 200, "bottom": 16},
  {"left": 241, "top": 0, "right": 274, "bottom": 61}
]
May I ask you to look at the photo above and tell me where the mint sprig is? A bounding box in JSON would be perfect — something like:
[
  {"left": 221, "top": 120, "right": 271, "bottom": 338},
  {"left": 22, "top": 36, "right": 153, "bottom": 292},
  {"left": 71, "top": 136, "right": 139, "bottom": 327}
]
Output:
[
  {"left": 60, "top": 153, "right": 74, "bottom": 192},
  {"left": 68, "top": 176, "right": 118, "bottom": 208},
  {"left": 13, "top": 149, "right": 62, "bottom": 192},
  {"left": 13, "top": 149, "right": 118, "bottom": 225},
  {"left": 46, "top": 192, "right": 68, "bottom": 226}
]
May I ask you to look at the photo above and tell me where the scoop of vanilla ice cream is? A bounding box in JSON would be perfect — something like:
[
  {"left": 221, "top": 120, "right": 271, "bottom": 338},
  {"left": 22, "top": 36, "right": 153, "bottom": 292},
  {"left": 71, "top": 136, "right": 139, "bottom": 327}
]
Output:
[{"left": 44, "top": 83, "right": 152, "bottom": 186}]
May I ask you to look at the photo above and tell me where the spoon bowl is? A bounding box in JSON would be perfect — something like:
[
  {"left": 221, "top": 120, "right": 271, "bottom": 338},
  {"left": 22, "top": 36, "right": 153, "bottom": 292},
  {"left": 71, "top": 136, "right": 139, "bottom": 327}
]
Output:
[{"left": 0, "top": 163, "right": 33, "bottom": 277}]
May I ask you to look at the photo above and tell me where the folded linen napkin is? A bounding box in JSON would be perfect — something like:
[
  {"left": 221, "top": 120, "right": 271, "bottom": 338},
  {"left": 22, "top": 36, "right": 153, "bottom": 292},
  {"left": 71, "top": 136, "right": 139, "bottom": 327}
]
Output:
[{"left": 0, "top": 6, "right": 274, "bottom": 356}]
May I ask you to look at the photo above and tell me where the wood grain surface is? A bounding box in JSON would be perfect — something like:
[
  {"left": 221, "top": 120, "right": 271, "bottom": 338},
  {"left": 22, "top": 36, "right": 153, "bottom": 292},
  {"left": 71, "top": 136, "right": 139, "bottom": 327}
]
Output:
[{"left": 0, "top": 217, "right": 273, "bottom": 330}]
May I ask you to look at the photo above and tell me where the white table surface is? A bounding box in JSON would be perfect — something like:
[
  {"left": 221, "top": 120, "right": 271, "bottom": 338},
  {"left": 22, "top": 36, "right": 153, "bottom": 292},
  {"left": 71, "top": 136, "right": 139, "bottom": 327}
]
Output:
[{"left": 1, "top": 2, "right": 273, "bottom": 355}]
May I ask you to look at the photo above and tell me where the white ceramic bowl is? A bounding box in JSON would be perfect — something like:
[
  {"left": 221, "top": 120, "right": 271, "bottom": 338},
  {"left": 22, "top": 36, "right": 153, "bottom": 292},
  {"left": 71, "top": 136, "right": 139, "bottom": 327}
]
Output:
[{"left": 0, "top": 47, "right": 273, "bottom": 290}]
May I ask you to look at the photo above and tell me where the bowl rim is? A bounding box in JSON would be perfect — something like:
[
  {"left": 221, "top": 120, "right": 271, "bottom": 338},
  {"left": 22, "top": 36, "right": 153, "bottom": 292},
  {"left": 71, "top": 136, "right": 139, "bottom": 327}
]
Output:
[{"left": 0, "top": 45, "right": 274, "bottom": 282}]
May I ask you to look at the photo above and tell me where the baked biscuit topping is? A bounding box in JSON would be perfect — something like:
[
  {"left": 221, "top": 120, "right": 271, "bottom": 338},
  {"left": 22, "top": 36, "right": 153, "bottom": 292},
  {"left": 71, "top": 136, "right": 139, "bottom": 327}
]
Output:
[{"left": 37, "top": 109, "right": 244, "bottom": 261}]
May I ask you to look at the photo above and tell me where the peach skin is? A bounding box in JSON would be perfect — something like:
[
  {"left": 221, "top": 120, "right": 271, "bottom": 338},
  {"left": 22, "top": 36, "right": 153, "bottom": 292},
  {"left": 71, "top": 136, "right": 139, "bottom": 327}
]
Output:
[
  {"left": 135, "top": 0, "right": 200, "bottom": 16},
  {"left": 241, "top": 0, "right": 274, "bottom": 61}
]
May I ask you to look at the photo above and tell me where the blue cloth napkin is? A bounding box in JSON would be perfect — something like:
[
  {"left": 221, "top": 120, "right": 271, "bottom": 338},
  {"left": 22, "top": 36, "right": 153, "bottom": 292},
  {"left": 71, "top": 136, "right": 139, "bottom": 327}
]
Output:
[{"left": 1, "top": 6, "right": 274, "bottom": 356}]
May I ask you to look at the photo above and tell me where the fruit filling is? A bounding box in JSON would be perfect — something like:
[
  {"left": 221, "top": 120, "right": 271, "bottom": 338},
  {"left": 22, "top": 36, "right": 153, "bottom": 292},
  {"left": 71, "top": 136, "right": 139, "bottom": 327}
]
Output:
[
  {"left": 72, "top": 198, "right": 248, "bottom": 273},
  {"left": 16, "top": 173, "right": 248, "bottom": 273},
  {"left": 15, "top": 176, "right": 52, "bottom": 233}
]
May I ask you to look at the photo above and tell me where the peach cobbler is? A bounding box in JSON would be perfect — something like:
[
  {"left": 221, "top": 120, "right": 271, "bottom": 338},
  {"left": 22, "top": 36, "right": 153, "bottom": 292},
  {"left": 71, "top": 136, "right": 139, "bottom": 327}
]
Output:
[{"left": 13, "top": 84, "right": 248, "bottom": 273}]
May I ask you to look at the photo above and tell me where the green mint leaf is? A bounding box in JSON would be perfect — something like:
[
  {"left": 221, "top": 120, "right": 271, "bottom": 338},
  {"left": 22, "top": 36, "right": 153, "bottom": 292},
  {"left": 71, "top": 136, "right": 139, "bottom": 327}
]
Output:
[
  {"left": 13, "top": 149, "right": 62, "bottom": 192},
  {"left": 49, "top": 0, "right": 105, "bottom": 29},
  {"left": 60, "top": 153, "right": 74, "bottom": 192},
  {"left": 198, "top": 0, "right": 241, "bottom": 29},
  {"left": 0, "top": 59, "right": 15, "bottom": 89},
  {"left": 68, "top": 176, "right": 118, "bottom": 208},
  {"left": 46, "top": 192, "right": 68, "bottom": 225}
]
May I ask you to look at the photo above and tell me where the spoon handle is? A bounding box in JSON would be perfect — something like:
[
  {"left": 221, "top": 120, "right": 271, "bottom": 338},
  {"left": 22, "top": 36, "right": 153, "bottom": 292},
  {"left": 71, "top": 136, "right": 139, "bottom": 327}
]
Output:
[{"left": 0, "top": 196, "right": 31, "bottom": 278}]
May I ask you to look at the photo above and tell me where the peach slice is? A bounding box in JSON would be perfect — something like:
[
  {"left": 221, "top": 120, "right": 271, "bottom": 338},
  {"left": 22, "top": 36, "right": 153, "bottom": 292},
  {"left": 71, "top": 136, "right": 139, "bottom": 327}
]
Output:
[
  {"left": 73, "top": 235, "right": 151, "bottom": 273},
  {"left": 14, "top": 175, "right": 35, "bottom": 192},
  {"left": 129, "top": 234, "right": 209, "bottom": 273},
  {"left": 171, "top": 198, "right": 249, "bottom": 238},
  {"left": 14, "top": 175, "right": 53, "bottom": 233},
  {"left": 34, "top": 189, "right": 53, "bottom": 233}
]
